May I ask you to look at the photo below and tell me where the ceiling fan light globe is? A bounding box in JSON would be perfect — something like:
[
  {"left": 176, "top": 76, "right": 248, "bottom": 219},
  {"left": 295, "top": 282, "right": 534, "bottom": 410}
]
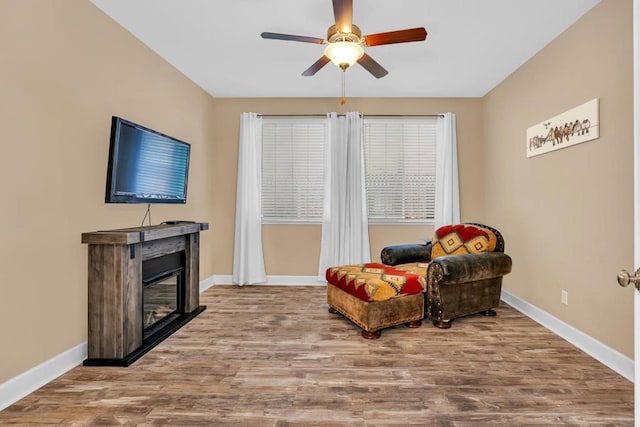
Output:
[{"left": 324, "top": 42, "right": 364, "bottom": 68}]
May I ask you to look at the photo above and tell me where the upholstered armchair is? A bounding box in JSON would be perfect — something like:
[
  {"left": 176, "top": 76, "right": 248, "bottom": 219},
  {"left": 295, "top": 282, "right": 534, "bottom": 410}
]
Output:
[{"left": 381, "top": 223, "right": 512, "bottom": 328}]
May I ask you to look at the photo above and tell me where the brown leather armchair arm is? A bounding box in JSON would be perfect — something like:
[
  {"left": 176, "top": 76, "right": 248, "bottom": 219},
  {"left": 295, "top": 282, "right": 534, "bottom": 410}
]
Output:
[
  {"left": 428, "top": 252, "right": 512, "bottom": 284},
  {"left": 380, "top": 242, "right": 432, "bottom": 265},
  {"left": 426, "top": 252, "right": 512, "bottom": 328}
]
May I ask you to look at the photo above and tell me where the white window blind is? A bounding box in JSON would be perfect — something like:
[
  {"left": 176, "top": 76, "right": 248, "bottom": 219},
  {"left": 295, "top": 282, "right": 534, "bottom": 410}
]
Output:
[
  {"left": 363, "top": 118, "right": 437, "bottom": 223},
  {"left": 262, "top": 119, "right": 327, "bottom": 222}
]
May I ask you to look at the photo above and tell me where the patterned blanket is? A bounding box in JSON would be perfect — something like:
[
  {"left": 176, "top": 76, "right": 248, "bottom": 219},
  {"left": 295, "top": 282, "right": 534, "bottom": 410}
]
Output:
[{"left": 326, "top": 262, "right": 427, "bottom": 302}]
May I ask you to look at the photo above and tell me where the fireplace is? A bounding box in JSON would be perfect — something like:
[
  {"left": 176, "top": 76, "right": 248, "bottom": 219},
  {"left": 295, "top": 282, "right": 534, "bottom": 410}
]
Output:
[
  {"left": 82, "top": 223, "right": 208, "bottom": 366},
  {"left": 142, "top": 252, "right": 185, "bottom": 339}
]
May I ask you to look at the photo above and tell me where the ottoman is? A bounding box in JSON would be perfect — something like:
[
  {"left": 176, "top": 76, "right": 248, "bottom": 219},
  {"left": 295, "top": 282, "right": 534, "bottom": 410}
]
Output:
[{"left": 326, "top": 262, "right": 428, "bottom": 339}]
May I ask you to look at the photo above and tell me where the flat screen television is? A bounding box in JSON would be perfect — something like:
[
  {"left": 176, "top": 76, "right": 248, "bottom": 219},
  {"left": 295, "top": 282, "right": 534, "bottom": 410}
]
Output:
[{"left": 105, "top": 116, "right": 190, "bottom": 204}]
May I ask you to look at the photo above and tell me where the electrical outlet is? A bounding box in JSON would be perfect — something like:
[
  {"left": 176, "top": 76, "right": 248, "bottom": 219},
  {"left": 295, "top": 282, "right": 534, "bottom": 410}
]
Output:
[{"left": 561, "top": 290, "right": 568, "bottom": 305}]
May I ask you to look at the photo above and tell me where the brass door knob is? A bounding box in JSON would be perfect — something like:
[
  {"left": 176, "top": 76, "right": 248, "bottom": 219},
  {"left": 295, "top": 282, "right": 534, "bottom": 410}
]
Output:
[{"left": 617, "top": 268, "right": 640, "bottom": 290}]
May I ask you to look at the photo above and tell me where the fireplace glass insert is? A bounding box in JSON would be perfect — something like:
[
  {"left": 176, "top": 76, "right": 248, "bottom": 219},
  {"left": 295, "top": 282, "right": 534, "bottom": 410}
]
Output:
[{"left": 142, "top": 252, "right": 185, "bottom": 339}]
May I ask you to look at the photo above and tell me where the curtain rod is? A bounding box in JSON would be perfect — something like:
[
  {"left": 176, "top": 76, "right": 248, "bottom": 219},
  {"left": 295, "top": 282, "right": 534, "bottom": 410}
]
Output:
[
  {"left": 257, "top": 114, "right": 335, "bottom": 117},
  {"left": 257, "top": 113, "right": 444, "bottom": 118},
  {"left": 366, "top": 114, "right": 445, "bottom": 118}
]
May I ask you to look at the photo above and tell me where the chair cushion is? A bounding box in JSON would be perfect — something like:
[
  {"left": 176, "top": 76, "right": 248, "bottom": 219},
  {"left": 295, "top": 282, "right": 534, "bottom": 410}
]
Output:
[
  {"left": 326, "top": 262, "right": 427, "bottom": 302},
  {"left": 431, "top": 224, "right": 497, "bottom": 259}
]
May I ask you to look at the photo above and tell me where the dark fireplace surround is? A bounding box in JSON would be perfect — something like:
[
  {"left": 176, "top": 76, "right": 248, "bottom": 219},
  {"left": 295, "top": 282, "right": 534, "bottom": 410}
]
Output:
[{"left": 82, "top": 223, "right": 208, "bottom": 367}]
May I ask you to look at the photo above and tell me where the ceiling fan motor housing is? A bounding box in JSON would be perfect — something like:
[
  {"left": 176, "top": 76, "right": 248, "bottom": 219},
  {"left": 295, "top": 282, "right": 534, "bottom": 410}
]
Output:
[{"left": 327, "top": 24, "right": 362, "bottom": 43}]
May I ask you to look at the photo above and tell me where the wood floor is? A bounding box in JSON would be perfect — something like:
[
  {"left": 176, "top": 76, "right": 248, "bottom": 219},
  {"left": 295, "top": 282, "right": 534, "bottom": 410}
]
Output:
[{"left": 1, "top": 285, "right": 633, "bottom": 426}]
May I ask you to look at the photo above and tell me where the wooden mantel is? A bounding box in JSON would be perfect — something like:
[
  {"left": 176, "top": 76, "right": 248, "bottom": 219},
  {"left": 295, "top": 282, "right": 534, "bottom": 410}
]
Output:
[
  {"left": 82, "top": 222, "right": 208, "bottom": 366},
  {"left": 82, "top": 222, "right": 208, "bottom": 245}
]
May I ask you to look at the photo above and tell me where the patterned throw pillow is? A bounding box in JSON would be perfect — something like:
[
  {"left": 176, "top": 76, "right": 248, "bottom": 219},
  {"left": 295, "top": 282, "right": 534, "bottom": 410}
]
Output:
[{"left": 430, "top": 224, "right": 496, "bottom": 259}]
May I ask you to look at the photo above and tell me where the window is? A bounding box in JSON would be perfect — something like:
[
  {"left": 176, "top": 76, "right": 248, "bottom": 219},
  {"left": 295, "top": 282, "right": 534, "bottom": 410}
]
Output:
[
  {"left": 363, "top": 118, "right": 437, "bottom": 223},
  {"left": 261, "top": 116, "right": 437, "bottom": 224},
  {"left": 261, "top": 119, "right": 327, "bottom": 223}
]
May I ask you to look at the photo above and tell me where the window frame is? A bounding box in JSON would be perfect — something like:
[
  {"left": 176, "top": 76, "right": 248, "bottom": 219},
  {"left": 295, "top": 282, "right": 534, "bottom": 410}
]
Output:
[
  {"left": 362, "top": 117, "right": 437, "bottom": 225},
  {"left": 261, "top": 117, "right": 327, "bottom": 224}
]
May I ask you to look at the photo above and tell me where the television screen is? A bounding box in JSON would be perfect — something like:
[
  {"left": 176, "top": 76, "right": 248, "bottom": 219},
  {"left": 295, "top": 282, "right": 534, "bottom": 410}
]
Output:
[{"left": 105, "top": 116, "right": 190, "bottom": 204}]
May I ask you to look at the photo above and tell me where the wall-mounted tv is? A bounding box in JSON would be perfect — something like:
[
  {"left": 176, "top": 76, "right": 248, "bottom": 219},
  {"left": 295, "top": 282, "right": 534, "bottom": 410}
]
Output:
[{"left": 105, "top": 116, "right": 190, "bottom": 204}]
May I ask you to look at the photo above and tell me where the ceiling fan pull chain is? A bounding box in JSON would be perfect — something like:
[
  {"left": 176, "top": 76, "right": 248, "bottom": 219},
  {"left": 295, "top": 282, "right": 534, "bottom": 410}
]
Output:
[{"left": 341, "top": 69, "right": 347, "bottom": 105}]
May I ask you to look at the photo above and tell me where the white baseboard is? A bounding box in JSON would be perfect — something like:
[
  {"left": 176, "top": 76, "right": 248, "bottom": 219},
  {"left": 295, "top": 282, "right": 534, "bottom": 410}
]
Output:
[
  {"left": 0, "top": 342, "right": 87, "bottom": 411},
  {"left": 2, "top": 281, "right": 632, "bottom": 412},
  {"left": 199, "top": 275, "right": 216, "bottom": 293},
  {"left": 501, "top": 290, "right": 633, "bottom": 382}
]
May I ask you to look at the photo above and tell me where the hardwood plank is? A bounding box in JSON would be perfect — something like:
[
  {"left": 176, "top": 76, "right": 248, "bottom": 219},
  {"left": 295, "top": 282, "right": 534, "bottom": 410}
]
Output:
[{"left": 1, "top": 286, "right": 633, "bottom": 425}]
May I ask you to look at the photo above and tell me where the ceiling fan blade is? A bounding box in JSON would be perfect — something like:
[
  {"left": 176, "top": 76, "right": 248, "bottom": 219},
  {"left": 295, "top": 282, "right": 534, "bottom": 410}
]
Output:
[
  {"left": 261, "top": 32, "right": 325, "bottom": 44},
  {"left": 364, "top": 27, "right": 428, "bottom": 47},
  {"left": 332, "top": 0, "right": 353, "bottom": 33},
  {"left": 302, "top": 56, "right": 331, "bottom": 76},
  {"left": 357, "top": 53, "right": 388, "bottom": 79}
]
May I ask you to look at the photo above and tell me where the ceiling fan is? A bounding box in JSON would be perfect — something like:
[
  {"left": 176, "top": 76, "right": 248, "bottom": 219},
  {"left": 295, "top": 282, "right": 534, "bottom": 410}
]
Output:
[{"left": 261, "top": 0, "right": 427, "bottom": 84}]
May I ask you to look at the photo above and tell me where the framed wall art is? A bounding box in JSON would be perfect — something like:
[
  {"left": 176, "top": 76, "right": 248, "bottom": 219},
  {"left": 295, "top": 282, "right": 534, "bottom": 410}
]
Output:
[{"left": 526, "top": 98, "right": 599, "bottom": 158}]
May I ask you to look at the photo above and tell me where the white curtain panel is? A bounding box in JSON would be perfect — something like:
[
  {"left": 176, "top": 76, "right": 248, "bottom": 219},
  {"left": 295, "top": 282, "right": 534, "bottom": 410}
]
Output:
[
  {"left": 232, "top": 112, "right": 267, "bottom": 285},
  {"left": 434, "top": 112, "right": 461, "bottom": 229},
  {"left": 318, "top": 112, "right": 371, "bottom": 280}
]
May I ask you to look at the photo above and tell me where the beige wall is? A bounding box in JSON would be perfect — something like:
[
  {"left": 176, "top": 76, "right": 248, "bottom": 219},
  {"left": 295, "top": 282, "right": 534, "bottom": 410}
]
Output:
[
  {"left": 2, "top": 0, "right": 634, "bottom": 392},
  {"left": 482, "top": 0, "right": 634, "bottom": 356},
  {"left": 0, "top": 0, "right": 216, "bottom": 382},
  {"left": 210, "top": 98, "right": 483, "bottom": 276}
]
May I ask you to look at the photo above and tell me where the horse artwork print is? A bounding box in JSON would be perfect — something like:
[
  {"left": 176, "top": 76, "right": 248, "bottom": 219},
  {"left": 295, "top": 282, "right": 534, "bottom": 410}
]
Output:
[{"left": 526, "top": 98, "right": 599, "bottom": 158}]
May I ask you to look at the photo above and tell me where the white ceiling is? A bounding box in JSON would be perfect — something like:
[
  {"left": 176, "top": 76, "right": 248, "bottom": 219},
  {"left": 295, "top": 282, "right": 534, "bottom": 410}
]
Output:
[{"left": 89, "top": 0, "right": 600, "bottom": 98}]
